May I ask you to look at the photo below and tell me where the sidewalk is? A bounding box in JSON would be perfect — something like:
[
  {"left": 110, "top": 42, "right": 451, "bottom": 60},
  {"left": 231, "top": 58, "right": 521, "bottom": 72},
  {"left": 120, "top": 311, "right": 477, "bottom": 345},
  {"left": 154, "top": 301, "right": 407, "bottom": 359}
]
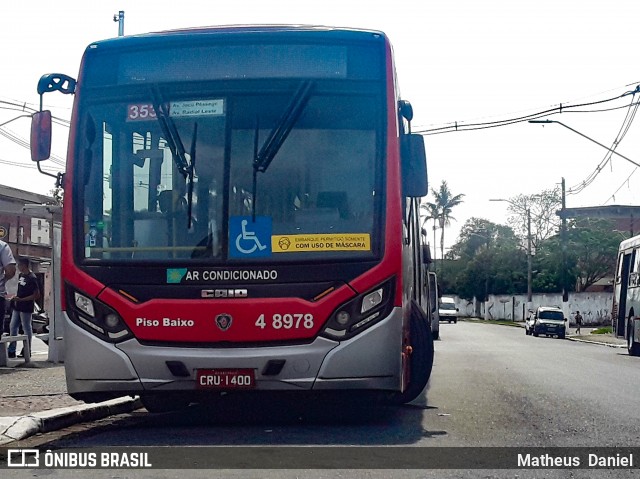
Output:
[
  {"left": 0, "top": 357, "right": 140, "bottom": 445},
  {"left": 566, "top": 332, "right": 627, "bottom": 348}
]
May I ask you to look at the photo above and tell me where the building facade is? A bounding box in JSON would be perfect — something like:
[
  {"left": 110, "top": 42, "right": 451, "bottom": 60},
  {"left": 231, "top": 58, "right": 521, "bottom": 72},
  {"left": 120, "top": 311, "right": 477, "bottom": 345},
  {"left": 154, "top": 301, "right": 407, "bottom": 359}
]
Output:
[{"left": 0, "top": 184, "right": 61, "bottom": 295}]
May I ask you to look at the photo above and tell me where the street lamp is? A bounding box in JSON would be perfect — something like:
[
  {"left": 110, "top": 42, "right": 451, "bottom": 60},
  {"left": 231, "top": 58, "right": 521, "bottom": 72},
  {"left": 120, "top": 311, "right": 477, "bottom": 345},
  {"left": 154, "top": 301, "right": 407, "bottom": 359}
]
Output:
[
  {"left": 490, "top": 199, "right": 533, "bottom": 310},
  {"left": 528, "top": 119, "right": 640, "bottom": 168}
]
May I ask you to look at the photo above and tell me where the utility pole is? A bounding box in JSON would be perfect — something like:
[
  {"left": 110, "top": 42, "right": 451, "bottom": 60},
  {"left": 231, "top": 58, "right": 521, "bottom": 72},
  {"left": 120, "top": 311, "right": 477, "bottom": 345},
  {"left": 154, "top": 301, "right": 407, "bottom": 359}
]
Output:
[
  {"left": 113, "top": 11, "right": 125, "bottom": 37},
  {"left": 432, "top": 223, "right": 437, "bottom": 274},
  {"left": 527, "top": 208, "right": 532, "bottom": 310},
  {"left": 561, "top": 177, "right": 568, "bottom": 302}
]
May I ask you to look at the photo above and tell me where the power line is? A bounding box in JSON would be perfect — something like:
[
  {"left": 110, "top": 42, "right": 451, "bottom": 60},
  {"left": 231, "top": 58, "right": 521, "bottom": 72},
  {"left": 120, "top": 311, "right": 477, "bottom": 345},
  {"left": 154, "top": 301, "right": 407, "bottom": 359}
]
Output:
[
  {"left": 603, "top": 168, "right": 637, "bottom": 205},
  {"left": 414, "top": 85, "right": 639, "bottom": 135},
  {"left": 0, "top": 157, "right": 60, "bottom": 173},
  {"left": 0, "top": 99, "right": 70, "bottom": 126},
  {"left": 0, "top": 126, "right": 66, "bottom": 167},
  {"left": 567, "top": 92, "right": 639, "bottom": 195}
]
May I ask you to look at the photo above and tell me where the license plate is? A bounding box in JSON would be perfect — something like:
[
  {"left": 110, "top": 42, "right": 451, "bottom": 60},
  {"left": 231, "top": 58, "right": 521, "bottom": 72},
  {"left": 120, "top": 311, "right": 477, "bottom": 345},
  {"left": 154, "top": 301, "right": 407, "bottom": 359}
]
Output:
[{"left": 196, "top": 368, "right": 255, "bottom": 389}]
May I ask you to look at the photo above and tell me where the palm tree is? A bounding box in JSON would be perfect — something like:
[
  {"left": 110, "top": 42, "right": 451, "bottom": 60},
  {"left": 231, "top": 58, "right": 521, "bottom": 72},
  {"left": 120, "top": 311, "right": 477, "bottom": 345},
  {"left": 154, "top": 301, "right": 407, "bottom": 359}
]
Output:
[
  {"left": 419, "top": 201, "right": 440, "bottom": 268},
  {"left": 423, "top": 180, "right": 465, "bottom": 262}
]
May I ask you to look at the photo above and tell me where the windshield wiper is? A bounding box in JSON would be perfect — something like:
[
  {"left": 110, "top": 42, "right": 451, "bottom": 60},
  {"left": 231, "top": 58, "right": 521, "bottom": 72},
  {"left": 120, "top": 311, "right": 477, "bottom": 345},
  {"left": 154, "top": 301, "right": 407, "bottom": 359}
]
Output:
[
  {"left": 151, "top": 88, "right": 196, "bottom": 228},
  {"left": 251, "top": 81, "right": 313, "bottom": 218},
  {"left": 186, "top": 123, "right": 197, "bottom": 229},
  {"left": 253, "top": 81, "right": 313, "bottom": 173},
  {"left": 151, "top": 88, "right": 191, "bottom": 178}
]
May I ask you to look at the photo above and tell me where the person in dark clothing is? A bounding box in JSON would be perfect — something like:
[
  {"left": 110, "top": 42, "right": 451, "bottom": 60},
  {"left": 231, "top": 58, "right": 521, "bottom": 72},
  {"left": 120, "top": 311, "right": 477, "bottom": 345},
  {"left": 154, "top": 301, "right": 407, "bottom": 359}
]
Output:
[
  {"left": 7, "top": 257, "right": 40, "bottom": 358},
  {"left": 574, "top": 311, "right": 583, "bottom": 335}
]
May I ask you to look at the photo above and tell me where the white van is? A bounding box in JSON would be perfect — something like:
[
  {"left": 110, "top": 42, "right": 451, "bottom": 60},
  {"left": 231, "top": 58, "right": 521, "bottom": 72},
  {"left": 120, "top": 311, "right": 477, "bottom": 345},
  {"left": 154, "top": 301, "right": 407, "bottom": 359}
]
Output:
[{"left": 439, "top": 297, "right": 459, "bottom": 323}]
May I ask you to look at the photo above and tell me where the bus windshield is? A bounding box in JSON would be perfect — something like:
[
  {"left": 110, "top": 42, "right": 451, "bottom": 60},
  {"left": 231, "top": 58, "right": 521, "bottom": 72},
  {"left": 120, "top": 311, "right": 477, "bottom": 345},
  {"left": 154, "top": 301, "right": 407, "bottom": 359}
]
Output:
[{"left": 79, "top": 79, "right": 382, "bottom": 263}]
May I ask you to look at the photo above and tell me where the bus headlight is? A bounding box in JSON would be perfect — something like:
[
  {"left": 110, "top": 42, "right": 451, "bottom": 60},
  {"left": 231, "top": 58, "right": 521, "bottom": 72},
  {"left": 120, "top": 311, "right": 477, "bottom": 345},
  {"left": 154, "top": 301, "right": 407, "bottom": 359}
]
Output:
[
  {"left": 104, "top": 313, "right": 121, "bottom": 328},
  {"left": 336, "top": 310, "right": 350, "bottom": 325},
  {"left": 66, "top": 285, "right": 133, "bottom": 343},
  {"left": 321, "top": 278, "right": 394, "bottom": 341},
  {"left": 361, "top": 288, "right": 383, "bottom": 314},
  {"left": 74, "top": 292, "right": 95, "bottom": 317}
]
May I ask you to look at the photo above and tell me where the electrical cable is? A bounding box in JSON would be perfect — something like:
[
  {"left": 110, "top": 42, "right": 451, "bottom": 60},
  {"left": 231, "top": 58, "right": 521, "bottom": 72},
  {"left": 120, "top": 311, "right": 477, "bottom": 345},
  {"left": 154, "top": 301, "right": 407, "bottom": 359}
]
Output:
[
  {"left": 567, "top": 93, "right": 639, "bottom": 195},
  {"left": 414, "top": 86, "right": 639, "bottom": 135},
  {"left": 0, "top": 126, "right": 66, "bottom": 167}
]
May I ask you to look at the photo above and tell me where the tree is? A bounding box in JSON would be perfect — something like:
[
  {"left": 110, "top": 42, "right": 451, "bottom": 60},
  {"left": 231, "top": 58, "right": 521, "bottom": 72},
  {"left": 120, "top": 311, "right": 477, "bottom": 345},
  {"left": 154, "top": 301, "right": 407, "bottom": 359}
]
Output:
[
  {"left": 419, "top": 201, "right": 440, "bottom": 268},
  {"left": 49, "top": 186, "right": 64, "bottom": 206},
  {"left": 445, "top": 218, "right": 525, "bottom": 300},
  {"left": 423, "top": 180, "right": 464, "bottom": 263},
  {"left": 532, "top": 218, "right": 626, "bottom": 292},
  {"left": 506, "top": 188, "right": 561, "bottom": 251},
  {"left": 449, "top": 217, "right": 519, "bottom": 259},
  {"left": 567, "top": 218, "right": 626, "bottom": 291}
]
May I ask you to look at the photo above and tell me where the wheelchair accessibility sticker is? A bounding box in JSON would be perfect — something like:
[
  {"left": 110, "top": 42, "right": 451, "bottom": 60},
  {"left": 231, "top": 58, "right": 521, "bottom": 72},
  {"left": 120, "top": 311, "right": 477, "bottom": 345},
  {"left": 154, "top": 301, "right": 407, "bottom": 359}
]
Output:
[{"left": 229, "top": 216, "right": 272, "bottom": 258}]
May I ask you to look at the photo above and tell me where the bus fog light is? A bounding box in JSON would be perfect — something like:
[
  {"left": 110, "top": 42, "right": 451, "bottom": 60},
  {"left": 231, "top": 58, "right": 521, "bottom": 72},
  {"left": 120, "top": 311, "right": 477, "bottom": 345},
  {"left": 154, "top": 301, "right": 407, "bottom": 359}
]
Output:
[
  {"left": 74, "top": 292, "right": 95, "bottom": 317},
  {"left": 361, "top": 288, "right": 383, "bottom": 314},
  {"left": 336, "top": 310, "right": 350, "bottom": 326},
  {"left": 104, "top": 313, "right": 120, "bottom": 328}
]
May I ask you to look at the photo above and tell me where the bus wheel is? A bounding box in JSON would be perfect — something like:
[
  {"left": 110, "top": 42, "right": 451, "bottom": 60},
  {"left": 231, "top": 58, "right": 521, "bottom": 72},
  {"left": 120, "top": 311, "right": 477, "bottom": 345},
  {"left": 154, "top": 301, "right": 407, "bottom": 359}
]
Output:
[
  {"left": 627, "top": 324, "right": 640, "bottom": 356},
  {"left": 141, "top": 394, "right": 191, "bottom": 413},
  {"left": 390, "top": 301, "right": 434, "bottom": 405}
]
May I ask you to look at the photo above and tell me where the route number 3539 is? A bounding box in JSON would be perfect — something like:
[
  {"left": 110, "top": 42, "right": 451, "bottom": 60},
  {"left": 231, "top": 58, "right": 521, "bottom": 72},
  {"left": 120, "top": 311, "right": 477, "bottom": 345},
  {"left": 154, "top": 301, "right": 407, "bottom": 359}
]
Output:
[{"left": 255, "top": 313, "right": 314, "bottom": 330}]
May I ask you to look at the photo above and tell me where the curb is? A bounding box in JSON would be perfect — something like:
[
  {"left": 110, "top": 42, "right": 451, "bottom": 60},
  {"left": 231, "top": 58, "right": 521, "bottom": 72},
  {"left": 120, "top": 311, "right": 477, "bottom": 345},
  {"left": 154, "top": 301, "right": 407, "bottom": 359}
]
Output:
[
  {"left": 0, "top": 396, "right": 142, "bottom": 445},
  {"left": 565, "top": 337, "right": 626, "bottom": 348}
]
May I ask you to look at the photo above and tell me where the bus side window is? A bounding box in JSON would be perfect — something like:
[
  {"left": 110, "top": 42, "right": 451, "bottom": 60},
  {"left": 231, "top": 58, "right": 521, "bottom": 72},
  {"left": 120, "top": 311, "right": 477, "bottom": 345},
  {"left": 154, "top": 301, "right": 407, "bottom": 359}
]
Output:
[
  {"left": 616, "top": 252, "right": 624, "bottom": 284},
  {"left": 629, "top": 248, "right": 640, "bottom": 287}
]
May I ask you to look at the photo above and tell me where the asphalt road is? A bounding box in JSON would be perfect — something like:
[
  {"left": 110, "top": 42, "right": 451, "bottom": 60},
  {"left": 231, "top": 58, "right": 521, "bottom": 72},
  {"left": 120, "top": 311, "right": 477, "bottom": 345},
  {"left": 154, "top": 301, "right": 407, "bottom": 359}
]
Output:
[{"left": 13, "top": 321, "right": 640, "bottom": 478}]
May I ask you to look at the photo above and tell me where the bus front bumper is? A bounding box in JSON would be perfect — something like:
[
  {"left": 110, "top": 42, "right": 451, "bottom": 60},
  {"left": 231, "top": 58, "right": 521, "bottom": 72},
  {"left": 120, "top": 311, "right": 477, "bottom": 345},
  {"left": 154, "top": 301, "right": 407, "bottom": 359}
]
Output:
[{"left": 63, "top": 308, "right": 404, "bottom": 399}]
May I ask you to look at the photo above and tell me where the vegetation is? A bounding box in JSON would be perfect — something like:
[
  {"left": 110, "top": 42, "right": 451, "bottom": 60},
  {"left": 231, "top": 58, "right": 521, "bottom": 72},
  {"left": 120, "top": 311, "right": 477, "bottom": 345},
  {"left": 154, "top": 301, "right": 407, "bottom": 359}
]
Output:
[
  {"left": 421, "top": 180, "right": 465, "bottom": 264},
  {"left": 423, "top": 190, "right": 627, "bottom": 300},
  {"left": 591, "top": 326, "right": 613, "bottom": 335},
  {"left": 49, "top": 186, "right": 64, "bottom": 206}
]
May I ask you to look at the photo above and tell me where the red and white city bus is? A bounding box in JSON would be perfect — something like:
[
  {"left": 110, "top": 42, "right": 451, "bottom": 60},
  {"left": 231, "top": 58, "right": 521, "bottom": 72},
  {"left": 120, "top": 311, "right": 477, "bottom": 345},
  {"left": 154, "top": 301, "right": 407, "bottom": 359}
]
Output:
[{"left": 30, "top": 25, "right": 435, "bottom": 412}]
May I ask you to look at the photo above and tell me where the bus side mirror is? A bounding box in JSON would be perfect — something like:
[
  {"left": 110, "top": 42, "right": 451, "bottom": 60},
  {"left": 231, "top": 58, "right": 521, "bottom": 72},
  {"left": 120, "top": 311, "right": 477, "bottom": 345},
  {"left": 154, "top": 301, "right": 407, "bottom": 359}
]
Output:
[
  {"left": 401, "top": 134, "right": 428, "bottom": 197},
  {"left": 31, "top": 110, "right": 52, "bottom": 162}
]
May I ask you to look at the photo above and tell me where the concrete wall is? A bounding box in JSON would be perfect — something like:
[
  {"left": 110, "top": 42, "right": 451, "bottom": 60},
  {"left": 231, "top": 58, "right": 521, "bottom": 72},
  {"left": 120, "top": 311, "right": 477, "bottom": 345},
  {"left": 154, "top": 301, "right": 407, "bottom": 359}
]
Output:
[{"left": 448, "top": 292, "right": 612, "bottom": 325}]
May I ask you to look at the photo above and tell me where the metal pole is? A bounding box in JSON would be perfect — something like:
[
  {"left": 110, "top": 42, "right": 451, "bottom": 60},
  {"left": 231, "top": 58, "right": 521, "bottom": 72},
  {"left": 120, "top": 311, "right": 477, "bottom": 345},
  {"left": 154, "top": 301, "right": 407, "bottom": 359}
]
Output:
[
  {"left": 561, "top": 177, "right": 568, "bottom": 302},
  {"left": 527, "top": 208, "right": 532, "bottom": 311},
  {"left": 529, "top": 120, "right": 640, "bottom": 169},
  {"left": 433, "top": 223, "right": 437, "bottom": 273},
  {"left": 114, "top": 11, "right": 125, "bottom": 36}
]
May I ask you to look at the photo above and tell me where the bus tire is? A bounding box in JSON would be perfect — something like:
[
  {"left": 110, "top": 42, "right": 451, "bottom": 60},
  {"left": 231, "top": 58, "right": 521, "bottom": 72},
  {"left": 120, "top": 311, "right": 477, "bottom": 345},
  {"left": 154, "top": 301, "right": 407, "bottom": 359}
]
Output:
[
  {"left": 627, "top": 323, "right": 640, "bottom": 356},
  {"left": 390, "top": 301, "right": 434, "bottom": 405},
  {"left": 432, "top": 329, "right": 439, "bottom": 340},
  {"left": 141, "top": 393, "right": 191, "bottom": 413}
]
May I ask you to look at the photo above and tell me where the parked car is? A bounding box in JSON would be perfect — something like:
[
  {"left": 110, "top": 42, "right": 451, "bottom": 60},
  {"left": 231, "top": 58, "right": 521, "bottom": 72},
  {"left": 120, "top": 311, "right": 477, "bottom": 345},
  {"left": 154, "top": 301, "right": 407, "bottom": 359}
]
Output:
[
  {"left": 438, "top": 297, "right": 459, "bottom": 323},
  {"left": 527, "top": 306, "right": 566, "bottom": 339}
]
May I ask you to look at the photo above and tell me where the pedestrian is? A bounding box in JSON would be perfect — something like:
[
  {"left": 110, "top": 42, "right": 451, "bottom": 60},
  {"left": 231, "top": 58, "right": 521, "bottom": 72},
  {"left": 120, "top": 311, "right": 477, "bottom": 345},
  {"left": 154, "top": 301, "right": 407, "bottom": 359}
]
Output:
[
  {"left": 7, "top": 257, "right": 40, "bottom": 359},
  {"left": 0, "top": 239, "right": 17, "bottom": 335},
  {"left": 575, "top": 310, "right": 583, "bottom": 335}
]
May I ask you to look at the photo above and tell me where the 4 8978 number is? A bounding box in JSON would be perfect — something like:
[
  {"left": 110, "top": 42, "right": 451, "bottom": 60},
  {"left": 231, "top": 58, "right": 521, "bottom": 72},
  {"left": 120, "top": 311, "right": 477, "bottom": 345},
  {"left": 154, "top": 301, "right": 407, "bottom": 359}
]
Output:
[{"left": 255, "top": 313, "right": 314, "bottom": 330}]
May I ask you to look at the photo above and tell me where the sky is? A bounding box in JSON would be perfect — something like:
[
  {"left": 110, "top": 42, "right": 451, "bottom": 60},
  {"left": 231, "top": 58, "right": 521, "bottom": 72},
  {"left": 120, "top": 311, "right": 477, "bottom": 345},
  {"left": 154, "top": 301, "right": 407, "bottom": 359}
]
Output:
[{"left": 2, "top": 0, "right": 640, "bottom": 252}]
